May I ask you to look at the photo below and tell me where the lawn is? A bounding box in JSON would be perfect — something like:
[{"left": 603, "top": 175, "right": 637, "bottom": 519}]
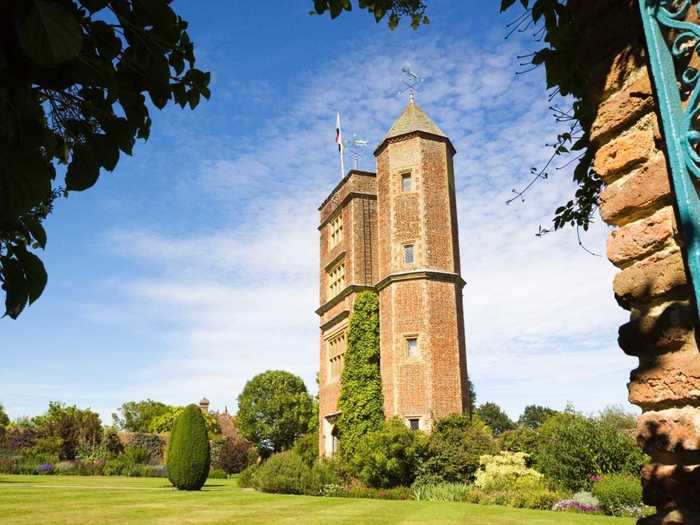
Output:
[{"left": 0, "top": 475, "right": 635, "bottom": 525}]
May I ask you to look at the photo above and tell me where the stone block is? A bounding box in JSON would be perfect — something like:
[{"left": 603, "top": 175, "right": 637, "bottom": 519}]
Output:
[
  {"left": 590, "top": 70, "right": 653, "bottom": 144},
  {"left": 638, "top": 407, "right": 700, "bottom": 461},
  {"left": 641, "top": 463, "right": 700, "bottom": 512},
  {"left": 613, "top": 250, "right": 687, "bottom": 309},
  {"left": 594, "top": 117, "right": 656, "bottom": 182},
  {"left": 618, "top": 301, "right": 694, "bottom": 357},
  {"left": 629, "top": 344, "right": 700, "bottom": 409},
  {"left": 607, "top": 207, "right": 676, "bottom": 268},
  {"left": 600, "top": 153, "right": 671, "bottom": 225}
]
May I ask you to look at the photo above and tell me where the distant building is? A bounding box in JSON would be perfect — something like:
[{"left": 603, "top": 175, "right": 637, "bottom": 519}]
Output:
[{"left": 317, "top": 100, "right": 470, "bottom": 456}]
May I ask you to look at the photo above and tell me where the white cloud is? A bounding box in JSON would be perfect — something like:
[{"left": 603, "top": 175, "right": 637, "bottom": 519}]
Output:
[{"left": 101, "top": 33, "right": 634, "bottom": 420}]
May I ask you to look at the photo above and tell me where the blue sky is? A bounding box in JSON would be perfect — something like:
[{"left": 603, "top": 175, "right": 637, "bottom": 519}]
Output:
[{"left": 3, "top": 1, "right": 634, "bottom": 423}]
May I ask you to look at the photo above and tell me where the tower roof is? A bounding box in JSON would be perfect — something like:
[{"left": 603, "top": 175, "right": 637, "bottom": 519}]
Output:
[{"left": 383, "top": 99, "right": 447, "bottom": 141}]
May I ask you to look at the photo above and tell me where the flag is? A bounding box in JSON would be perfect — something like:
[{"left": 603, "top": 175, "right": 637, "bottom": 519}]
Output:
[{"left": 336, "top": 113, "right": 343, "bottom": 154}]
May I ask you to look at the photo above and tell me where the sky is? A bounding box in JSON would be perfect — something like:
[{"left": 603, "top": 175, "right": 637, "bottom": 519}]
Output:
[{"left": 2, "top": 1, "right": 635, "bottom": 423}]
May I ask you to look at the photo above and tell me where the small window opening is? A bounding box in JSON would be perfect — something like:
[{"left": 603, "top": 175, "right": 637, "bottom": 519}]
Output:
[
  {"left": 408, "top": 418, "right": 420, "bottom": 431},
  {"left": 401, "top": 173, "right": 412, "bottom": 192},
  {"left": 404, "top": 244, "right": 414, "bottom": 264},
  {"left": 406, "top": 337, "right": 418, "bottom": 358}
]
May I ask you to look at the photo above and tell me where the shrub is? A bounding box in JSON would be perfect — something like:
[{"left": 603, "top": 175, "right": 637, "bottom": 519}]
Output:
[
  {"left": 351, "top": 418, "right": 426, "bottom": 488},
  {"left": 499, "top": 426, "right": 539, "bottom": 458},
  {"left": 124, "top": 446, "right": 152, "bottom": 465},
  {"left": 166, "top": 404, "right": 211, "bottom": 490},
  {"left": 470, "top": 451, "right": 561, "bottom": 510},
  {"left": 416, "top": 415, "right": 497, "bottom": 484},
  {"left": 254, "top": 451, "right": 310, "bottom": 495},
  {"left": 339, "top": 483, "right": 412, "bottom": 500},
  {"left": 34, "top": 463, "right": 54, "bottom": 475},
  {"left": 103, "top": 428, "right": 124, "bottom": 456},
  {"left": 238, "top": 463, "right": 259, "bottom": 488},
  {"left": 535, "top": 408, "right": 647, "bottom": 491},
  {"left": 337, "top": 291, "right": 384, "bottom": 458},
  {"left": 139, "top": 465, "right": 167, "bottom": 477},
  {"left": 215, "top": 434, "right": 254, "bottom": 474},
  {"left": 208, "top": 468, "right": 227, "bottom": 479},
  {"left": 54, "top": 461, "right": 80, "bottom": 475},
  {"left": 306, "top": 460, "right": 341, "bottom": 496},
  {"left": 412, "top": 482, "right": 469, "bottom": 502},
  {"left": 126, "top": 433, "right": 162, "bottom": 464},
  {"left": 552, "top": 492, "right": 600, "bottom": 514},
  {"left": 592, "top": 474, "right": 645, "bottom": 517},
  {"left": 292, "top": 431, "right": 318, "bottom": 467}
]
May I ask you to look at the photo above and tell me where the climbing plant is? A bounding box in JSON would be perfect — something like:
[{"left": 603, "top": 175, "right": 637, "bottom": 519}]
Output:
[
  {"left": 337, "top": 291, "right": 384, "bottom": 458},
  {"left": 501, "top": 0, "right": 604, "bottom": 239}
]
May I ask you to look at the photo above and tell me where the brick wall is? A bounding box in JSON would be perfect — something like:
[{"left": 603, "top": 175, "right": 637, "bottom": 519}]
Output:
[{"left": 573, "top": 1, "right": 700, "bottom": 522}]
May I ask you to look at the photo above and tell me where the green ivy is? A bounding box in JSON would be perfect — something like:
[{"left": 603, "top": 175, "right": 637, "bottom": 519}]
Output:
[{"left": 337, "top": 291, "right": 384, "bottom": 458}]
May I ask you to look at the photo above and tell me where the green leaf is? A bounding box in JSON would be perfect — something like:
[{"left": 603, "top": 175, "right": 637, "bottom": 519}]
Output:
[
  {"left": 80, "top": 0, "right": 110, "bottom": 12},
  {"left": 24, "top": 216, "right": 48, "bottom": 249},
  {"left": 16, "top": 249, "right": 48, "bottom": 305},
  {"left": 500, "top": 0, "right": 518, "bottom": 12},
  {"left": 2, "top": 257, "right": 29, "bottom": 319},
  {"left": 65, "top": 146, "right": 100, "bottom": 191},
  {"left": 19, "top": 1, "right": 83, "bottom": 66}
]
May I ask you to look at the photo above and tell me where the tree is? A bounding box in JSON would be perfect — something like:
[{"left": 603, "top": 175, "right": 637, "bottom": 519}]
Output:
[
  {"left": 31, "top": 401, "right": 103, "bottom": 460},
  {"left": 311, "top": 0, "right": 429, "bottom": 29},
  {"left": 237, "top": 370, "right": 314, "bottom": 456},
  {"left": 216, "top": 434, "right": 253, "bottom": 474},
  {"left": 1, "top": 0, "right": 210, "bottom": 318},
  {"left": 337, "top": 291, "right": 384, "bottom": 458},
  {"left": 477, "top": 402, "right": 516, "bottom": 435},
  {"left": 518, "top": 405, "right": 557, "bottom": 429},
  {"left": 112, "top": 399, "right": 171, "bottom": 432},
  {"left": 166, "top": 404, "right": 210, "bottom": 490},
  {"left": 148, "top": 405, "right": 220, "bottom": 434},
  {"left": 0, "top": 403, "right": 9, "bottom": 441}
]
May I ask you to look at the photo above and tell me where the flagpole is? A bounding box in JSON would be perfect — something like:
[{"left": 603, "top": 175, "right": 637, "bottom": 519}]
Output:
[{"left": 336, "top": 112, "right": 345, "bottom": 178}]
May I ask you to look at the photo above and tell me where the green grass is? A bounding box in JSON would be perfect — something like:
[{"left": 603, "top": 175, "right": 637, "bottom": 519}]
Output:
[{"left": 0, "top": 475, "right": 635, "bottom": 525}]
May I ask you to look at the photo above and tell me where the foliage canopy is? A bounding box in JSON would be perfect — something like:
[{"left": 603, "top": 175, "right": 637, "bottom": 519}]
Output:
[
  {"left": 237, "top": 370, "right": 314, "bottom": 456},
  {"left": 112, "top": 399, "right": 171, "bottom": 433},
  {"left": 1, "top": 0, "right": 209, "bottom": 318},
  {"left": 477, "top": 402, "right": 516, "bottom": 435}
]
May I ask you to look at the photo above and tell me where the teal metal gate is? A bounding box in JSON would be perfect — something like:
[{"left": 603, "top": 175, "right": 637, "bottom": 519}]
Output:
[{"left": 638, "top": 0, "right": 700, "bottom": 320}]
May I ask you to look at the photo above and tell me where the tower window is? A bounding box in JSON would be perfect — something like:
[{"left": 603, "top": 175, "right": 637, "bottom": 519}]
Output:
[
  {"left": 329, "top": 214, "right": 343, "bottom": 249},
  {"left": 401, "top": 172, "right": 412, "bottom": 192},
  {"left": 403, "top": 244, "right": 414, "bottom": 264},
  {"left": 408, "top": 418, "right": 420, "bottom": 431},
  {"left": 328, "top": 261, "right": 345, "bottom": 298},
  {"left": 406, "top": 337, "right": 419, "bottom": 358},
  {"left": 327, "top": 331, "right": 346, "bottom": 383}
]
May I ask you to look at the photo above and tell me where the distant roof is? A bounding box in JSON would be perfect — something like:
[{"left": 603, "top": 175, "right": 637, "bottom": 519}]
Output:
[{"left": 383, "top": 99, "right": 447, "bottom": 141}]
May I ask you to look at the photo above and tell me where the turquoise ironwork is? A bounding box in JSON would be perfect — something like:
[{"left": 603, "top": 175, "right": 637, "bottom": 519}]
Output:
[{"left": 639, "top": 0, "right": 700, "bottom": 319}]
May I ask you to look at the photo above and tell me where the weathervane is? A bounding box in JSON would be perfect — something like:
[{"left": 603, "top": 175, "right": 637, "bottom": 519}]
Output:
[
  {"left": 398, "top": 64, "right": 424, "bottom": 102},
  {"left": 345, "top": 134, "right": 368, "bottom": 170}
]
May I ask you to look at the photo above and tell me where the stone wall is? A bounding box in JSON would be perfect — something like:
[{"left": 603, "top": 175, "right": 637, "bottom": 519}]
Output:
[{"left": 573, "top": 1, "right": 700, "bottom": 523}]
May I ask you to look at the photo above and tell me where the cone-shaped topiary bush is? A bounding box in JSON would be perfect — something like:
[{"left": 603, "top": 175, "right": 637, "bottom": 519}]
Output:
[{"left": 167, "top": 404, "right": 211, "bottom": 490}]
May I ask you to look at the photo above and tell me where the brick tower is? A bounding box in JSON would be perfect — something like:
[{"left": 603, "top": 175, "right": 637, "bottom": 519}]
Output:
[{"left": 317, "top": 99, "right": 469, "bottom": 455}]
